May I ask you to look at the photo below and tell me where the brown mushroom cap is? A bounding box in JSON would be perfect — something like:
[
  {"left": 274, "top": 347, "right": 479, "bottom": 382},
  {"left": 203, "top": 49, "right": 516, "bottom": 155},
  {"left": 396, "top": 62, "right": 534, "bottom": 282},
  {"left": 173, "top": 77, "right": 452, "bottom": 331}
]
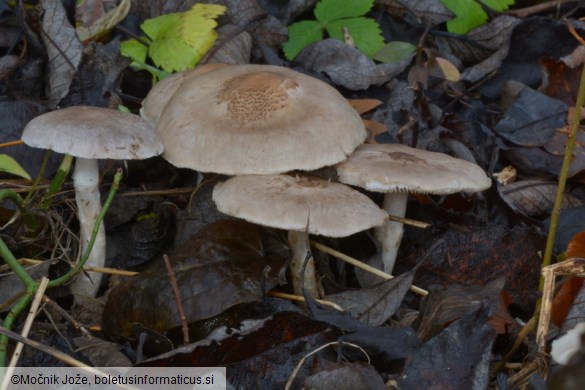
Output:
[
  {"left": 156, "top": 64, "right": 367, "bottom": 175},
  {"left": 22, "top": 106, "right": 163, "bottom": 160},
  {"left": 140, "top": 63, "right": 229, "bottom": 125},
  {"left": 212, "top": 174, "right": 387, "bottom": 237},
  {"left": 336, "top": 143, "right": 492, "bottom": 194}
]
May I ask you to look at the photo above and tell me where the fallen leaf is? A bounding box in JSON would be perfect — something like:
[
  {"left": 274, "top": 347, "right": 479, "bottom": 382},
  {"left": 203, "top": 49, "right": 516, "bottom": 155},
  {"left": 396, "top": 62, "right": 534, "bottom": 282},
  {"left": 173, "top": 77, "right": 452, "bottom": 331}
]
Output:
[
  {"left": 102, "top": 220, "right": 289, "bottom": 338},
  {"left": 41, "top": 0, "right": 83, "bottom": 106},
  {"left": 399, "top": 304, "right": 496, "bottom": 390},
  {"left": 347, "top": 98, "right": 382, "bottom": 115}
]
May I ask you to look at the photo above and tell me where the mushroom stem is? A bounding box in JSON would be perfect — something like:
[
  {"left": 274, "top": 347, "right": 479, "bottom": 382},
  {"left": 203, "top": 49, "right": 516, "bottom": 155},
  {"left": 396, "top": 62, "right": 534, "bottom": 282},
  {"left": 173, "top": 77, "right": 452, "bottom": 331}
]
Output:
[
  {"left": 70, "top": 157, "right": 106, "bottom": 297},
  {"left": 288, "top": 230, "right": 320, "bottom": 298},
  {"left": 373, "top": 192, "right": 408, "bottom": 274}
]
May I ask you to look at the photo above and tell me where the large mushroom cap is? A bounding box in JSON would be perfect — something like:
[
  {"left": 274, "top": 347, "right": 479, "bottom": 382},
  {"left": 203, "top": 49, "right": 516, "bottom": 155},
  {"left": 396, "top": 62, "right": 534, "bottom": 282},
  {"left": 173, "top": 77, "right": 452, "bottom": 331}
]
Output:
[
  {"left": 157, "top": 64, "right": 367, "bottom": 175},
  {"left": 336, "top": 143, "right": 492, "bottom": 194},
  {"left": 140, "top": 63, "right": 229, "bottom": 125},
  {"left": 22, "top": 106, "right": 163, "bottom": 160},
  {"left": 212, "top": 174, "right": 387, "bottom": 237}
]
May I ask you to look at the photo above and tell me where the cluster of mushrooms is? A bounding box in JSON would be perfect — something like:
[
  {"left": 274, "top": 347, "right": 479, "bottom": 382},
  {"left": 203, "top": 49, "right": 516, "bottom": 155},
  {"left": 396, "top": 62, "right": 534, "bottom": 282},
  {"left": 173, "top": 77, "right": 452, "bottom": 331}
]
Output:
[{"left": 21, "top": 64, "right": 491, "bottom": 299}]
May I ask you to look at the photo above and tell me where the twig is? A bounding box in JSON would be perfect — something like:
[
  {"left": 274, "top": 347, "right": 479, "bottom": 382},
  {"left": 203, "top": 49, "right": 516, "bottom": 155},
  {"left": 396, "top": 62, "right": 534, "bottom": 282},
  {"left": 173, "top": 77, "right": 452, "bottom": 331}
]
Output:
[
  {"left": 538, "top": 21, "right": 585, "bottom": 310},
  {"left": 163, "top": 254, "right": 189, "bottom": 345},
  {"left": 285, "top": 341, "right": 369, "bottom": 390},
  {"left": 506, "top": 0, "right": 577, "bottom": 19},
  {"left": 267, "top": 291, "right": 344, "bottom": 311},
  {"left": 0, "top": 140, "right": 24, "bottom": 148},
  {"left": 310, "top": 241, "right": 428, "bottom": 296},
  {"left": 3, "top": 278, "right": 49, "bottom": 386}
]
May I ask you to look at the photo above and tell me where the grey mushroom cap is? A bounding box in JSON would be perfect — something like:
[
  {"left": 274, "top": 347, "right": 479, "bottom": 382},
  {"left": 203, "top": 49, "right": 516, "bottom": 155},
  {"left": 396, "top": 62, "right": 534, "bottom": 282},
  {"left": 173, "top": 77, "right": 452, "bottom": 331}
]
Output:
[
  {"left": 336, "top": 143, "right": 492, "bottom": 194},
  {"left": 212, "top": 174, "right": 387, "bottom": 237},
  {"left": 22, "top": 106, "right": 164, "bottom": 160},
  {"left": 156, "top": 64, "right": 367, "bottom": 175},
  {"left": 140, "top": 63, "right": 229, "bottom": 125}
]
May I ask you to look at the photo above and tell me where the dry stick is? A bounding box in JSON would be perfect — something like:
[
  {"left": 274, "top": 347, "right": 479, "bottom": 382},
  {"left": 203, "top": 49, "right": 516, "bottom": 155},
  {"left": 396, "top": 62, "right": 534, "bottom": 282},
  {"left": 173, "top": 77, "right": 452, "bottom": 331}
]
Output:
[
  {"left": 310, "top": 241, "right": 428, "bottom": 296},
  {"left": 494, "top": 21, "right": 585, "bottom": 381},
  {"left": 6, "top": 277, "right": 49, "bottom": 371},
  {"left": 0, "top": 140, "right": 24, "bottom": 148},
  {"left": 0, "top": 325, "right": 138, "bottom": 390},
  {"left": 163, "top": 254, "right": 189, "bottom": 345},
  {"left": 267, "top": 291, "right": 344, "bottom": 311},
  {"left": 0, "top": 325, "right": 89, "bottom": 367},
  {"left": 506, "top": 0, "right": 578, "bottom": 19},
  {"left": 538, "top": 22, "right": 585, "bottom": 309},
  {"left": 17, "top": 258, "right": 139, "bottom": 277},
  {"left": 42, "top": 296, "right": 90, "bottom": 336},
  {"left": 285, "top": 341, "right": 370, "bottom": 390}
]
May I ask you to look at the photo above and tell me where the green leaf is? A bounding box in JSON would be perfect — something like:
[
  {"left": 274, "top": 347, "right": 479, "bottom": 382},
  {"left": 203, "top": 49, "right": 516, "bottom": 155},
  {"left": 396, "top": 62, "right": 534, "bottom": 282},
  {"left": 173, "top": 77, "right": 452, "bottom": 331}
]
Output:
[
  {"left": 373, "top": 41, "right": 416, "bottom": 63},
  {"left": 481, "top": 0, "right": 515, "bottom": 12},
  {"left": 0, "top": 154, "right": 31, "bottom": 180},
  {"left": 146, "top": 4, "right": 225, "bottom": 72},
  {"left": 441, "top": 0, "right": 487, "bottom": 35},
  {"left": 120, "top": 38, "right": 148, "bottom": 64},
  {"left": 283, "top": 20, "right": 323, "bottom": 60},
  {"left": 141, "top": 13, "right": 181, "bottom": 41},
  {"left": 327, "top": 17, "right": 384, "bottom": 57},
  {"left": 314, "top": 0, "right": 373, "bottom": 24},
  {"left": 441, "top": 0, "right": 516, "bottom": 34}
]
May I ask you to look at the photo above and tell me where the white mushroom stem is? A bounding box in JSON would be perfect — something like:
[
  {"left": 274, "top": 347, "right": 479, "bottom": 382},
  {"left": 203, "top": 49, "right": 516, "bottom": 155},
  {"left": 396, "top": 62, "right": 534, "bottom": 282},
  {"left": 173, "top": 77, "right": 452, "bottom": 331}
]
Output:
[
  {"left": 373, "top": 192, "right": 408, "bottom": 274},
  {"left": 70, "top": 157, "right": 106, "bottom": 297},
  {"left": 288, "top": 230, "right": 320, "bottom": 298}
]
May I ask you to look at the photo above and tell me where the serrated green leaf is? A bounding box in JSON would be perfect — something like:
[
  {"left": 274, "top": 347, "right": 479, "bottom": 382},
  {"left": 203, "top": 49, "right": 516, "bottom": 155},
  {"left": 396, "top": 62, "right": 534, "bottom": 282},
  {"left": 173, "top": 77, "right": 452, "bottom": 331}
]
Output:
[
  {"left": 482, "top": 0, "right": 515, "bottom": 12},
  {"left": 141, "top": 3, "right": 225, "bottom": 72},
  {"left": 120, "top": 38, "right": 148, "bottom": 64},
  {"left": 0, "top": 154, "right": 31, "bottom": 180},
  {"left": 441, "top": 0, "right": 487, "bottom": 35},
  {"left": 327, "top": 17, "right": 384, "bottom": 57},
  {"left": 314, "top": 0, "right": 373, "bottom": 24},
  {"left": 373, "top": 41, "right": 416, "bottom": 63},
  {"left": 141, "top": 13, "right": 181, "bottom": 40},
  {"left": 283, "top": 20, "right": 323, "bottom": 60}
]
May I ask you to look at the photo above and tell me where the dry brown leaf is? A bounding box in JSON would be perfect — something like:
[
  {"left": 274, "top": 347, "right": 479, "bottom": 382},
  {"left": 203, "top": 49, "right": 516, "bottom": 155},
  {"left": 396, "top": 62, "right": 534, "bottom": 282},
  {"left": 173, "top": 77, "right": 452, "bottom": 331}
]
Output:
[{"left": 347, "top": 98, "right": 382, "bottom": 115}]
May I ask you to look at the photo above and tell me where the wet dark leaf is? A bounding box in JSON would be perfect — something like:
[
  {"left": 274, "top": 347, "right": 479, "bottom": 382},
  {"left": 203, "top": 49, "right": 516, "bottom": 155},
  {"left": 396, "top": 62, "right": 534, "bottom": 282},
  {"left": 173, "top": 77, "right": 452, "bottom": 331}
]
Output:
[
  {"left": 102, "top": 219, "right": 289, "bottom": 338},
  {"left": 543, "top": 129, "right": 585, "bottom": 178},
  {"left": 40, "top": 0, "right": 83, "bottom": 106},
  {"left": 305, "top": 288, "right": 368, "bottom": 331},
  {"left": 339, "top": 327, "right": 421, "bottom": 368},
  {"left": 204, "top": 25, "right": 252, "bottom": 64},
  {"left": 544, "top": 206, "right": 585, "bottom": 253},
  {"left": 295, "top": 38, "right": 412, "bottom": 90},
  {"left": 73, "top": 336, "right": 133, "bottom": 367},
  {"left": 504, "top": 147, "right": 562, "bottom": 177},
  {"left": 479, "top": 17, "right": 585, "bottom": 99},
  {"left": 2, "top": 100, "right": 58, "bottom": 178},
  {"left": 494, "top": 85, "right": 567, "bottom": 147},
  {"left": 140, "top": 311, "right": 341, "bottom": 389},
  {"left": 402, "top": 224, "right": 544, "bottom": 311},
  {"left": 414, "top": 278, "right": 507, "bottom": 341},
  {"left": 398, "top": 304, "right": 496, "bottom": 390},
  {"left": 541, "top": 56, "right": 583, "bottom": 106},
  {"left": 326, "top": 269, "right": 416, "bottom": 326},
  {"left": 498, "top": 179, "right": 585, "bottom": 218},
  {"left": 305, "top": 361, "right": 386, "bottom": 390},
  {"left": 60, "top": 40, "right": 129, "bottom": 107}
]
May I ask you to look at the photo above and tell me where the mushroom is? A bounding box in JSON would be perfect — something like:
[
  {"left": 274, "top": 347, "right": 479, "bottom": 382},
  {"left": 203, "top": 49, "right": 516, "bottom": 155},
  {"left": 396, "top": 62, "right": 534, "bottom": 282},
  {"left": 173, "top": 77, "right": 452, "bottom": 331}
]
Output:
[
  {"left": 140, "top": 63, "right": 229, "bottom": 125},
  {"left": 212, "top": 174, "right": 387, "bottom": 297},
  {"left": 336, "top": 143, "right": 491, "bottom": 274},
  {"left": 22, "top": 106, "right": 164, "bottom": 297},
  {"left": 155, "top": 64, "right": 366, "bottom": 175}
]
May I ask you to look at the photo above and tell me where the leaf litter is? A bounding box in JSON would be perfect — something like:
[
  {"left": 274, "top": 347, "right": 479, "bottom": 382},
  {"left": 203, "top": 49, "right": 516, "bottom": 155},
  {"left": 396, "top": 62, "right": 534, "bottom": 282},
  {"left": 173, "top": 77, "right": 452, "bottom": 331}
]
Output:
[{"left": 2, "top": 0, "right": 585, "bottom": 388}]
